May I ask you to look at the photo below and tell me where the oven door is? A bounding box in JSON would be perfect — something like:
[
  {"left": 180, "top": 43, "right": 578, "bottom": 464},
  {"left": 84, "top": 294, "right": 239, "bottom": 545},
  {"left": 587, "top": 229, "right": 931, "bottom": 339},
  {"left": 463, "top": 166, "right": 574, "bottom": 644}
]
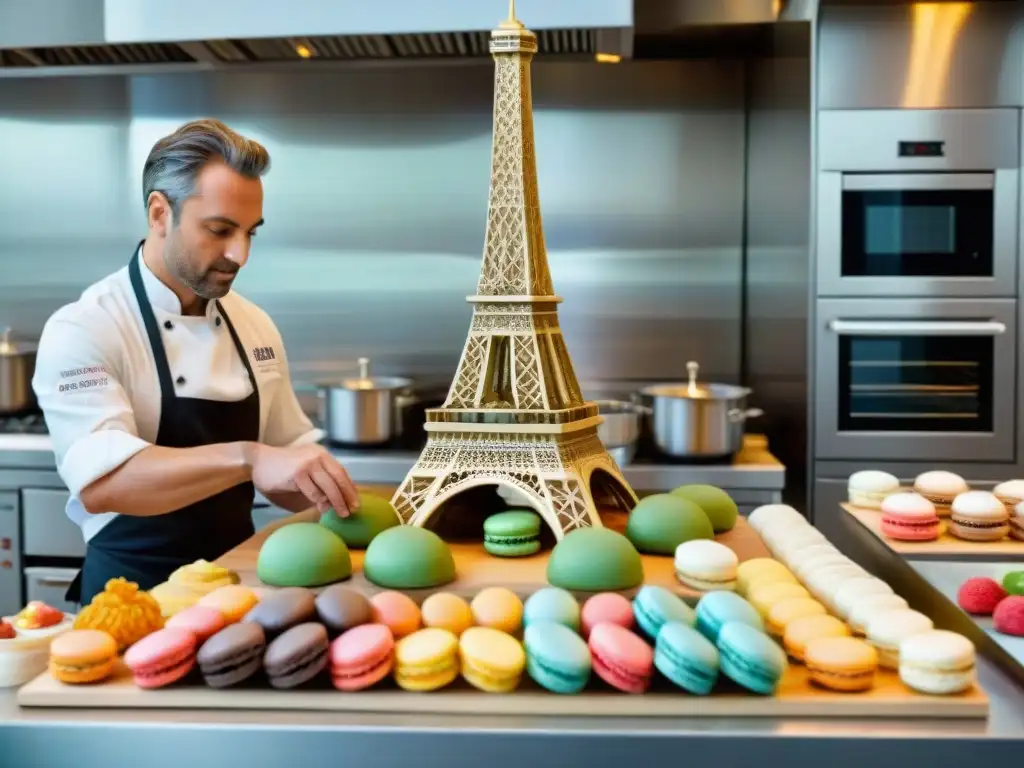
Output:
[
  {"left": 817, "top": 170, "right": 1018, "bottom": 297},
  {"left": 815, "top": 298, "right": 1016, "bottom": 462}
]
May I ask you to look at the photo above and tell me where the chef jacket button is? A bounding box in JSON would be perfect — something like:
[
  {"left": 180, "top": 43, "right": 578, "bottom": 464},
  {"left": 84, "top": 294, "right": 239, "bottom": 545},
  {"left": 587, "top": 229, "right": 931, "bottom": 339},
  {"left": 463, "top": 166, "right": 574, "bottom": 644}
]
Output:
[
  {"left": 215, "top": 316, "right": 222, "bottom": 327},
  {"left": 175, "top": 376, "right": 186, "bottom": 386},
  {"left": 163, "top": 320, "right": 173, "bottom": 330}
]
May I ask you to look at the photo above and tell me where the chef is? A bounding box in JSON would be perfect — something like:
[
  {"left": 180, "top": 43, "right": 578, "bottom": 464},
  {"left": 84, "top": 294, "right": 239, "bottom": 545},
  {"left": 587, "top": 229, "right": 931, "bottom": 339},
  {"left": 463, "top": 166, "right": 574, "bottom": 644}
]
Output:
[{"left": 32, "top": 118, "right": 358, "bottom": 606}]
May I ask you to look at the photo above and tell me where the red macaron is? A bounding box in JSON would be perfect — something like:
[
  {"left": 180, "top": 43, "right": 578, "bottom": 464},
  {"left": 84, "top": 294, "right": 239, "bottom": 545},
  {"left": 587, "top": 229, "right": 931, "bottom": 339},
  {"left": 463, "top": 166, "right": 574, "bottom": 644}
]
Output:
[
  {"left": 993, "top": 596, "right": 1024, "bottom": 637},
  {"left": 957, "top": 577, "right": 1006, "bottom": 616}
]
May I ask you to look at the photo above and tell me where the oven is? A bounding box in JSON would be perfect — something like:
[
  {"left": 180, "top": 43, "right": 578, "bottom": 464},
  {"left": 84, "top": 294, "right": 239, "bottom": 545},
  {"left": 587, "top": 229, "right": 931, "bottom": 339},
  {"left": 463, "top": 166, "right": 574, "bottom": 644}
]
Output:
[
  {"left": 817, "top": 109, "right": 1019, "bottom": 297},
  {"left": 814, "top": 298, "right": 1016, "bottom": 463}
]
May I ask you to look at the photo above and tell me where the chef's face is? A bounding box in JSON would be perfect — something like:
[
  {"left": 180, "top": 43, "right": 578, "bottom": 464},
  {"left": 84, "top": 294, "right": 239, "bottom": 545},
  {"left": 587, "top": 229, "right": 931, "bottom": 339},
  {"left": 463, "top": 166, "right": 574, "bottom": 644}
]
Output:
[{"left": 163, "top": 162, "right": 264, "bottom": 300}]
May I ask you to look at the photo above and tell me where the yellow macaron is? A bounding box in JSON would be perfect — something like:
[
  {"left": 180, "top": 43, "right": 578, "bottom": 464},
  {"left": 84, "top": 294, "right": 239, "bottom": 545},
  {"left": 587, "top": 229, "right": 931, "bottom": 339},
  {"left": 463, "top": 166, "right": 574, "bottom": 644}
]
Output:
[
  {"left": 459, "top": 626, "right": 525, "bottom": 693},
  {"left": 766, "top": 597, "right": 827, "bottom": 638},
  {"left": 394, "top": 628, "right": 460, "bottom": 692},
  {"left": 736, "top": 558, "right": 797, "bottom": 597},
  {"left": 421, "top": 592, "right": 473, "bottom": 636},
  {"left": 197, "top": 585, "right": 258, "bottom": 623},
  {"left": 748, "top": 581, "right": 811, "bottom": 619}
]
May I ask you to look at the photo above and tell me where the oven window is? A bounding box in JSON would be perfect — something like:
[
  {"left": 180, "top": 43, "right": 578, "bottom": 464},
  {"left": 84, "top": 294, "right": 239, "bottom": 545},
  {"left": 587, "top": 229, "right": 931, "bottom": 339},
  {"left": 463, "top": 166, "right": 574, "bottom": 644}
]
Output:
[
  {"left": 838, "top": 335, "right": 993, "bottom": 432},
  {"left": 842, "top": 188, "right": 993, "bottom": 277}
]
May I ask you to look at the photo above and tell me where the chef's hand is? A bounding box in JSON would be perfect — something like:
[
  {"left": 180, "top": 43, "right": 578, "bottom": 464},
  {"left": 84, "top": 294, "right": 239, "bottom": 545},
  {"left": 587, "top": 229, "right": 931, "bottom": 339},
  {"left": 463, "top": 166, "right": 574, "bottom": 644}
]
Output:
[{"left": 249, "top": 443, "right": 359, "bottom": 516}]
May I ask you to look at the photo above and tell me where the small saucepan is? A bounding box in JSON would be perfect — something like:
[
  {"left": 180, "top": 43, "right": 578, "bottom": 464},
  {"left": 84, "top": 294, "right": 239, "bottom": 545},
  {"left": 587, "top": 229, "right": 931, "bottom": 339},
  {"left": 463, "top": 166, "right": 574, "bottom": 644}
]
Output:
[
  {"left": 0, "top": 327, "right": 37, "bottom": 415},
  {"left": 317, "top": 357, "right": 414, "bottom": 446}
]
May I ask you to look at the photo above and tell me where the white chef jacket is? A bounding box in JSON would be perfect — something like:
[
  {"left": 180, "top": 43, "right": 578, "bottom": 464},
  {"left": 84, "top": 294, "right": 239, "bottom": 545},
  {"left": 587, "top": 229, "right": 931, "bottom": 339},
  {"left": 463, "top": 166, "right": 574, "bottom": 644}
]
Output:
[{"left": 32, "top": 248, "right": 324, "bottom": 542}]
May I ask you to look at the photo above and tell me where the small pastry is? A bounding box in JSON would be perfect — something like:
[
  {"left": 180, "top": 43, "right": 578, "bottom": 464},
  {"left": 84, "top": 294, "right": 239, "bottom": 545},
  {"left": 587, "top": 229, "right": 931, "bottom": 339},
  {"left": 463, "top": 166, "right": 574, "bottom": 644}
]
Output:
[
  {"left": 632, "top": 585, "right": 696, "bottom": 641},
  {"left": 168, "top": 559, "right": 240, "bottom": 593},
  {"left": 123, "top": 627, "right": 197, "bottom": 689},
  {"left": 197, "top": 584, "right": 259, "bottom": 624},
  {"left": 783, "top": 615, "right": 850, "bottom": 663},
  {"left": 847, "top": 470, "right": 900, "bottom": 510},
  {"left": 1012, "top": 503, "right": 1024, "bottom": 542},
  {"left": 263, "top": 623, "right": 330, "bottom": 689},
  {"left": 993, "top": 596, "right": 1024, "bottom": 637},
  {"left": 395, "top": 627, "right": 460, "bottom": 692},
  {"left": 524, "top": 621, "right": 593, "bottom": 694},
  {"left": 370, "top": 591, "right": 421, "bottom": 639},
  {"left": 587, "top": 623, "right": 653, "bottom": 694},
  {"left": 315, "top": 585, "right": 374, "bottom": 635},
  {"left": 14, "top": 601, "right": 65, "bottom": 630},
  {"left": 483, "top": 510, "right": 542, "bottom": 557},
  {"left": 674, "top": 540, "right": 739, "bottom": 592},
  {"left": 458, "top": 626, "right": 525, "bottom": 693},
  {"left": 717, "top": 621, "right": 788, "bottom": 695},
  {"left": 957, "top": 577, "right": 1006, "bottom": 616},
  {"left": 831, "top": 578, "right": 894, "bottom": 620},
  {"left": 880, "top": 493, "right": 940, "bottom": 542},
  {"left": 652, "top": 621, "right": 718, "bottom": 695},
  {"left": 74, "top": 577, "right": 164, "bottom": 652},
  {"left": 242, "top": 587, "right": 316, "bottom": 637},
  {"left": 329, "top": 623, "right": 395, "bottom": 691},
  {"left": 748, "top": 582, "right": 811, "bottom": 620},
  {"left": 196, "top": 623, "right": 266, "bottom": 688},
  {"left": 695, "top": 591, "right": 763, "bottom": 642},
  {"left": 899, "top": 630, "right": 975, "bottom": 695},
  {"left": 746, "top": 504, "right": 805, "bottom": 535},
  {"left": 848, "top": 594, "right": 909, "bottom": 636},
  {"left": 993, "top": 479, "right": 1024, "bottom": 510},
  {"left": 735, "top": 558, "right": 797, "bottom": 597},
  {"left": 949, "top": 491, "right": 1010, "bottom": 542},
  {"left": 1, "top": 605, "right": 74, "bottom": 688},
  {"left": 421, "top": 593, "right": 474, "bottom": 636},
  {"left": 49, "top": 629, "right": 117, "bottom": 684},
  {"left": 165, "top": 605, "right": 227, "bottom": 644},
  {"left": 522, "top": 588, "right": 579, "bottom": 632},
  {"left": 913, "top": 471, "right": 968, "bottom": 517},
  {"left": 765, "top": 597, "right": 827, "bottom": 639},
  {"left": 470, "top": 587, "right": 524, "bottom": 635},
  {"left": 580, "top": 593, "right": 633, "bottom": 638},
  {"left": 865, "top": 608, "right": 934, "bottom": 669},
  {"left": 805, "top": 636, "right": 878, "bottom": 692}
]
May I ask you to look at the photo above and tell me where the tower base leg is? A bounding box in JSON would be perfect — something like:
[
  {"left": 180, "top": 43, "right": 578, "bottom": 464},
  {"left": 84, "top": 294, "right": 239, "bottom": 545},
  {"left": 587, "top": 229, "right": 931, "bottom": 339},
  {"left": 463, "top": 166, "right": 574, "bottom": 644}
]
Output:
[{"left": 391, "top": 429, "right": 637, "bottom": 540}]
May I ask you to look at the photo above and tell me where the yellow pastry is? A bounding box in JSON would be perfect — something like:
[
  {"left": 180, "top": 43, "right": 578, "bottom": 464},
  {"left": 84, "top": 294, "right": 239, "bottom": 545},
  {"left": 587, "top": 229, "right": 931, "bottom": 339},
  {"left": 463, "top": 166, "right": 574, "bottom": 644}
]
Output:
[
  {"left": 168, "top": 559, "right": 239, "bottom": 594},
  {"left": 197, "top": 584, "right": 259, "bottom": 623},
  {"left": 73, "top": 578, "right": 164, "bottom": 652},
  {"left": 394, "top": 628, "right": 459, "bottom": 692},
  {"left": 458, "top": 626, "right": 525, "bottom": 693},
  {"left": 748, "top": 582, "right": 811, "bottom": 619},
  {"left": 148, "top": 582, "right": 201, "bottom": 618}
]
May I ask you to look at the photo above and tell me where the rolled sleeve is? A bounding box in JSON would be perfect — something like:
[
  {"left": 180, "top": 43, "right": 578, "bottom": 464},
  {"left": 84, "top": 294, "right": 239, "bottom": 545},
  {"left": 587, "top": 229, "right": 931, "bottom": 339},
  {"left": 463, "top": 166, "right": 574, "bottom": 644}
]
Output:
[
  {"left": 32, "top": 311, "right": 150, "bottom": 498},
  {"left": 260, "top": 327, "right": 324, "bottom": 449}
]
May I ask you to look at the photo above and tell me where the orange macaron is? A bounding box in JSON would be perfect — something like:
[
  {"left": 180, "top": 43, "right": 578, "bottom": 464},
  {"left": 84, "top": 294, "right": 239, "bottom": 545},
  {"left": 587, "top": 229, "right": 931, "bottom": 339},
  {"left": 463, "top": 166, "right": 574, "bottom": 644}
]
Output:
[{"left": 49, "top": 629, "right": 118, "bottom": 684}]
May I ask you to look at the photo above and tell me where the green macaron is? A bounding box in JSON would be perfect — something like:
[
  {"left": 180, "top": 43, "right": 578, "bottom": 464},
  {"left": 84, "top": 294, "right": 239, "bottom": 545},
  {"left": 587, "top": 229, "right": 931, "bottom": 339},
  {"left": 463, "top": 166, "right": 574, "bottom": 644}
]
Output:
[
  {"left": 484, "top": 510, "right": 542, "bottom": 557},
  {"left": 670, "top": 484, "right": 739, "bottom": 533},
  {"left": 625, "top": 494, "right": 714, "bottom": 555}
]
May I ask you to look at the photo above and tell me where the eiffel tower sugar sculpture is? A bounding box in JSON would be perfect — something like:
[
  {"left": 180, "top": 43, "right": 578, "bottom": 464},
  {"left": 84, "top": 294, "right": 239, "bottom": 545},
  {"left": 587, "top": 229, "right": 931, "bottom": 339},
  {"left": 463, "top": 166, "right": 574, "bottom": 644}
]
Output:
[{"left": 391, "top": 1, "right": 638, "bottom": 540}]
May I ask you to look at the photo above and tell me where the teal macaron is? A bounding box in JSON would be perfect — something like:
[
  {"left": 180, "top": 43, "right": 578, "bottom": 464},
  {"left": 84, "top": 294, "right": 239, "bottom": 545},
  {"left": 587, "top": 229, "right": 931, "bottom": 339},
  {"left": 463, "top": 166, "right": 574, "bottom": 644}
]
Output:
[
  {"left": 633, "top": 585, "right": 696, "bottom": 641},
  {"left": 654, "top": 621, "right": 720, "bottom": 695},
  {"left": 484, "top": 510, "right": 542, "bottom": 557},
  {"left": 524, "top": 587, "right": 581, "bottom": 632},
  {"left": 523, "top": 621, "right": 592, "bottom": 694},
  {"left": 716, "top": 621, "right": 787, "bottom": 695},
  {"left": 695, "top": 591, "right": 763, "bottom": 643}
]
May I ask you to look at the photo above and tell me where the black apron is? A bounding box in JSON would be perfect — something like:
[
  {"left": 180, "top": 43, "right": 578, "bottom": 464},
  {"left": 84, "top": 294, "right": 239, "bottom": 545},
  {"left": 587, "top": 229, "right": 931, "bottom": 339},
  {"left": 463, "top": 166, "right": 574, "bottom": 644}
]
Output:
[{"left": 67, "top": 246, "right": 260, "bottom": 606}]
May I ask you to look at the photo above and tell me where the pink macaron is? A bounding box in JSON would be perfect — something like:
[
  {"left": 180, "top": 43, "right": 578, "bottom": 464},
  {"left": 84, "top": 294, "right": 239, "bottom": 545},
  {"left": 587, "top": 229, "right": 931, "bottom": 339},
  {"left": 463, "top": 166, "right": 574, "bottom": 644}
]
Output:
[
  {"left": 581, "top": 593, "right": 634, "bottom": 638},
  {"left": 123, "top": 627, "right": 197, "bottom": 689},
  {"left": 329, "top": 623, "right": 395, "bottom": 691},
  {"left": 588, "top": 622, "right": 653, "bottom": 693},
  {"left": 880, "top": 493, "right": 940, "bottom": 541},
  {"left": 166, "top": 604, "right": 227, "bottom": 644}
]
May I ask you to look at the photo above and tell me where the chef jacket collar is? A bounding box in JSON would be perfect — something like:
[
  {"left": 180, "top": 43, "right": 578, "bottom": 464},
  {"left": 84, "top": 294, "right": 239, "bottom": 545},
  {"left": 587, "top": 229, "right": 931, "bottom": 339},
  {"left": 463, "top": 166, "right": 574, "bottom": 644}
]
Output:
[{"left": 137, "top": 245, "right": 222, "bottom": 319}]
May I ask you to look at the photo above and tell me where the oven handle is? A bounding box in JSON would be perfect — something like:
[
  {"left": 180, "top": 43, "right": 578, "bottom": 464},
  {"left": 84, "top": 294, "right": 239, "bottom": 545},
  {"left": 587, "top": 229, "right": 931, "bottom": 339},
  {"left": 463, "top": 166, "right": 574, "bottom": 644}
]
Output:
[
  {"left": 841, "top": 173, "right": 994, "bottom": 191},
  {"left": 827, "top": 319, "right": 1007, "bottom": 337}
]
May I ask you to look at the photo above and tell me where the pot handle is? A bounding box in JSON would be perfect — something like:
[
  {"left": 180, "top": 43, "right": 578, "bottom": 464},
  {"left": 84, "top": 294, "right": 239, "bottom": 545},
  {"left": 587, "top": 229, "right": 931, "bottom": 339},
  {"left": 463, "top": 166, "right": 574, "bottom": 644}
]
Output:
[{"left": 728, "top": 407, "right": 764, "bottom": 423}]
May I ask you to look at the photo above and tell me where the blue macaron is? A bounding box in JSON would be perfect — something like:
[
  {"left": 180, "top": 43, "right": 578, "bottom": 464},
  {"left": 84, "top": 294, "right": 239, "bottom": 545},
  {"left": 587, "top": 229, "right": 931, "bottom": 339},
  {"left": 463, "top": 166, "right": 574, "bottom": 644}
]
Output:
[
  {"left": 524, "top": 587, "right": 581, "bottom": 632},
  {"left": 523, "top": 621, "right": 592, "bottom": 694},
  {"left": 654, "top": 621, "right": 720, "bottom": 695},
  {"left": 716, "top": 621, "right": 787, "bottom": 695},
  {"left": 633, "top": 585, "right": 696, "bottom": 641},
  {"left": 695, "top": 591, "right": 763, "bottom": 643}
]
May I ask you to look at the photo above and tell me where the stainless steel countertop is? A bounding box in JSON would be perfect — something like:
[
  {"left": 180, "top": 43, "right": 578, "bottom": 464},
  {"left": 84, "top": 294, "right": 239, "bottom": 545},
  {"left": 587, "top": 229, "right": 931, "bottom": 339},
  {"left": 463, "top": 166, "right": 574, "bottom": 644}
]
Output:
[{"left": 0, "top": 434, "right": 786, "bottom": 491}]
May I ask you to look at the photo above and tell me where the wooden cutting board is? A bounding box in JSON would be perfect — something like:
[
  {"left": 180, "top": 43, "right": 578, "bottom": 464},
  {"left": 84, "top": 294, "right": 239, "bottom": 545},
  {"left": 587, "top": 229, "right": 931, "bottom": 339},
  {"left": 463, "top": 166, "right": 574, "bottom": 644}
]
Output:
[
  {"left": 844, "top": 504, "right": 1024, "bottom": 559},
  {"left": 17, "top": 660, "right": 988, "bottom": 719}
]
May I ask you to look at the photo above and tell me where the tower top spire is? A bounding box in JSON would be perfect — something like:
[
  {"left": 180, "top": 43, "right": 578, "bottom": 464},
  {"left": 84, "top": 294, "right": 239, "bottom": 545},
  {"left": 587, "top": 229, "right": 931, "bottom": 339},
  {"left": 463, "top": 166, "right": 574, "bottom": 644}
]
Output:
[{"left": 498, "top": 0, "right": 525, "bottom": 31}]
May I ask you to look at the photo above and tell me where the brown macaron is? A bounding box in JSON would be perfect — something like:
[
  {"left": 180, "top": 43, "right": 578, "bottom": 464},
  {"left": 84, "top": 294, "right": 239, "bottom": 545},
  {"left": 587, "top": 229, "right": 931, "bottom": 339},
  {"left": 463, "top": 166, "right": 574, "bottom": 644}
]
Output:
[
  {"left": 264, "top": 623, "right": 330, "bottom": 689},
  {"left": 315, "top": 585, "right": 374, "bottom": 635},
  {"left": 243, "top": 587, "right": 317, "bottom": 637}
]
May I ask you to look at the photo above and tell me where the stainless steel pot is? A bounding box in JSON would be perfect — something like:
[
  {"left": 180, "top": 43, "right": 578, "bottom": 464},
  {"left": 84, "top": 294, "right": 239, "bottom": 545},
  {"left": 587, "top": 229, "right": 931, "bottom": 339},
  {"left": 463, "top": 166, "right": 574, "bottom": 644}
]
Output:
[
  {"left": 0, "top": 328, "right": 37, "bottom": 415},
  {"left": 595, "top": 399, "right": 649, "bottom": 467},
  {"left": 636, "top": 361, "right": 762, "bottom": 459},
  {"left": 317, "top": 357, "right": 414, "bottom": 445}
]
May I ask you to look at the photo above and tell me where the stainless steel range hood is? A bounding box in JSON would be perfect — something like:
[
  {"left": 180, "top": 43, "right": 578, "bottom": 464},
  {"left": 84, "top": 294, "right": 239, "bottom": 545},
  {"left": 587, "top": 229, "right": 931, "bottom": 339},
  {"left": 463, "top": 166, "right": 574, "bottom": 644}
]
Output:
[{"left": 0, "top": 0, "right": 635, "bottom": 76}]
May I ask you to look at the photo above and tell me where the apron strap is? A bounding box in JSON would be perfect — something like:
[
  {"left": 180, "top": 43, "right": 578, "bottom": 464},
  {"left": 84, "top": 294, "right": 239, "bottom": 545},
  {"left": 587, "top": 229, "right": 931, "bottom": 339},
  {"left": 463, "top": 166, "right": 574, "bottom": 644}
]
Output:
[{"left": 128, "top": 248, "right": 176, "bottom": 399}]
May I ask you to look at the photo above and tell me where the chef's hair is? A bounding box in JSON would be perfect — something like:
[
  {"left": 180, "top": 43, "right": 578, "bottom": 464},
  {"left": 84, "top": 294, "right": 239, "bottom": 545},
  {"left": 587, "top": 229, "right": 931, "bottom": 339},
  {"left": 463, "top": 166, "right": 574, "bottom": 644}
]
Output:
[{"left": 142, "top": 118, "right": 271, "bottom": 217}]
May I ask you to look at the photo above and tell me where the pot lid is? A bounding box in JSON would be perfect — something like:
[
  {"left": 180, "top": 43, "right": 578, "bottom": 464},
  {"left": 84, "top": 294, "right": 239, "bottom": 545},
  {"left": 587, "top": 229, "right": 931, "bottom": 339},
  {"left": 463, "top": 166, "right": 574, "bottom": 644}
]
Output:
[
  {"left": 640, "top": 361, "right": 750, "bottom": 400},
  {"left": 337, "top": 357, "right": 412, "bottom": 391},
  {"left": 0, "top": 327, "right": 36, "bottom": 356}
]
